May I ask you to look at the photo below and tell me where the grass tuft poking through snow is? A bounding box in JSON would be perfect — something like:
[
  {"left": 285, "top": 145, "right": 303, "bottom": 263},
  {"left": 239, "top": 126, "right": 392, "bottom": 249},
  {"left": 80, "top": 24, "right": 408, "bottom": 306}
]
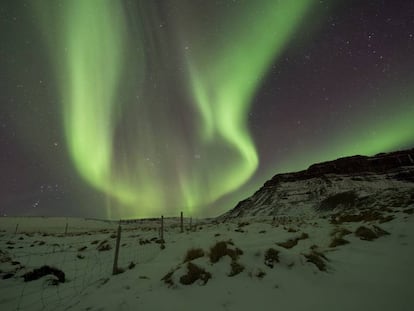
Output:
[
  {"left": 355, "top": 226, "right": 387, "bottom": 241},
  {"left": 183, "top": 248, "right": 205, "bottom": 263},
  {"left": 264, "top": 248, "right": 280, "bottom": 268},
  {"left": 303, "top": 251, "right": 329, "bottom": 272},
  {"left": 277, "top": 232, "right": 309, "bottom": 249},
  {"left": 209, "top": 241, "right": 243, "bottom": 263},
  {"left": 23, "top": 265, "right": 65, "bottom": 284},
  {"left": 228, "top": 261, "right": 244, "bottom": 277},
  {"left": 179, "top": 262, "right": 211, "bottom": 285}
]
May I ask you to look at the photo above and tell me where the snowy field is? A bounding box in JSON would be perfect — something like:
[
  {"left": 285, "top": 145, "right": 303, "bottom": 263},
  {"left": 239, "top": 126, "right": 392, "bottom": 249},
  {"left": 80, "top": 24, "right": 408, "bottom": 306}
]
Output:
[{"left": 1, "top": 207, "right": 413, "bottom": 311}]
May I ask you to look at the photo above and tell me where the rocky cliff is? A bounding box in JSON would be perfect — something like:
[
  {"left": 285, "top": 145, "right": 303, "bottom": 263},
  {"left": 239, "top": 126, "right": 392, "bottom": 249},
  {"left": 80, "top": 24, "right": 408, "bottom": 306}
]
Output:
[{"left": 221, "top": 148, "right": 414, "bottom": 219}]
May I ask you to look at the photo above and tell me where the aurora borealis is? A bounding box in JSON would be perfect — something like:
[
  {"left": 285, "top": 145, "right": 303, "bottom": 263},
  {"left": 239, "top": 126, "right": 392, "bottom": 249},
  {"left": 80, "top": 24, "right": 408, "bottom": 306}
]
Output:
[{"left": 1, "top": 0, "right": 414, "bottom": 218}]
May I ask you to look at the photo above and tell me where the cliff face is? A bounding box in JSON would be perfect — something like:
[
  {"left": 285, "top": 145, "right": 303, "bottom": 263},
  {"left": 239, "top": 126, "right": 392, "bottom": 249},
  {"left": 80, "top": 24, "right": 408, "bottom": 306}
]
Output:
[{"left": 221, "top": 148, "right": 414, "bottom": 219}]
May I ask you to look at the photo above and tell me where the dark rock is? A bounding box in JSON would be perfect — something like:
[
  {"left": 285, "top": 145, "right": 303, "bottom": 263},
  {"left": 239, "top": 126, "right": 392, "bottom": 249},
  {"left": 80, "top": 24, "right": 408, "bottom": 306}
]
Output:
[{"left": 318, "top": 191, "right": 358, "bottom": 211}]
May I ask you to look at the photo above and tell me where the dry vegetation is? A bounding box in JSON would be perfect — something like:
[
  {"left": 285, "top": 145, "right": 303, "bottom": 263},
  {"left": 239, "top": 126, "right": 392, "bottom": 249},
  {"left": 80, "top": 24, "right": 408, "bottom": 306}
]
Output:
[
  {"left": 228, "top": 261, "right": 244, "bottom": 277},
  {"left": 403, "top": 208, "right": 414, "bottom": 214},
  {"left": 264, "top": 248, "right": 279, "bottom": 268},
  {"left": 179, "top": 263, "right": 211, "bottom": 285},
  {"left": 23, "top": 265, "right": 65, "bottom": 285},
  {"left": 303, "top": 251, "right": 328, "bottom": 272},
  {"left": 161, "top": 270, "right": 175, "bottom": 287},
  {"left": 97, "top": 240, "right": 111, "bottom": 251},
  {"left": 329, "top": 237, "right": 349, "bottom": 248},
  {"left": 249, "top": 269, "right": 266, "bottom": 279},
  {"left": 330, "top": 227, "right": 352, "bottom": 238},
  {"left": 209, "top": 241, "right": 243, "bottom": 263},
  {"left": 277, "top": 233, "right": 309, "bottom": 249},
  {"left": 354, "top": 225, "right": 389, "bottom": 241},
  {"left": 183, "top": 248, "right": 205, "bottom": 263},
  {"left": 331, "top": 210, "right": 394, "bottom": 225},
  {"left": 329, "top": 226, "right": 352, "bottom": 248}
]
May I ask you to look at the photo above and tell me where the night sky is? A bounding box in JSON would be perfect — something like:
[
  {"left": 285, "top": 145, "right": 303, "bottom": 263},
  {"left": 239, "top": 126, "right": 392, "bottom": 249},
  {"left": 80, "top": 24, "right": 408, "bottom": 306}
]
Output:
[{"left": 1, "top": 0, "right": 413, "bottom": 219}]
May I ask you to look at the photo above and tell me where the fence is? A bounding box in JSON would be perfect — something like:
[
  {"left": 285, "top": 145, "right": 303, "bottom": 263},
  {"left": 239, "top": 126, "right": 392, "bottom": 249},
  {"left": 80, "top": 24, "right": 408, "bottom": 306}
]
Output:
[
  {"left": 0, "top": 213, "right": 310, "bottom": 310},
  {"left": 0, "top": 213, "right": 197, "bottom": 311}
]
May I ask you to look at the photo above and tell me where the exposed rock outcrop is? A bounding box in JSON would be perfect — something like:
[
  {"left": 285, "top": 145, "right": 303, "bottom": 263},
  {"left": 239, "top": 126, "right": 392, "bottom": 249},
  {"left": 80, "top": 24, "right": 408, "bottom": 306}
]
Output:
[{"left": 221, "top": 148, "right": 414, "bottom": 219}]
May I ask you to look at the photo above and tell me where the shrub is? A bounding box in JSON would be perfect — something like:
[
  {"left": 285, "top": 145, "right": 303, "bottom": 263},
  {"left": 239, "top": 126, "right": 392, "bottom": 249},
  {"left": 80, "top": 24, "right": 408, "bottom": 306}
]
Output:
[
  {"left": 354, "top": 225, "right": 389, "bottom": 241},
  {"left": 303, "top": 251, "right": 328, "bottom": 272},
  {"left": 227, "top": 248, "right": 243, "bottom": 261},
  {"left": 179, "top": 263, "right": 211, "bottom": 285},
  {"left": 209, "top": 241, "right": 243, "bottom": 263},
  {"left": 277, "top": 233, "right": 307, "bottom": 249},
  {"left": 97, "top": 241, "right": 111, "bottom": 252},
  {"left": 139, "top": 239, "right": 150, "bottom": 245},
  {"left": 228, "top": 261, "right": 244, "bottom": 277},
  {"left": 379, "top": 215, "right": 394, "bottom": 223},
  {"left": 264, "top": 248, "right": 279, "bottom": 268},
  {"left": 209, "top": 242, "right": 228, "bottom": 263},
  {"left": 256, "top": 270, "right": 266, "bottom": 279},
  {"left": 238, "top": 222, "right": 250, "bottom": 228},
  {"left": 372, "top": 225, "right": 389, "bottom": 236},
  {"left": 355, "top": 226, "right": 378, "bottom": 241},
  {"left": 330, "top": 227, "right": 352, "bottom": 238},
  {"left": 277, "top": 239, "right": 298, "bottom": 249},
  {"left": 162, "top": 270, "right": 175, "bottom": 287},
  {"left": 183, "top": 248, "right": 204, "bottom": 263},
  {"left": 3, "top": 273, "right": 14, "bottom": 279},
  {"left": 329, "top": 237, "right": 349, "bottom": 248},
  {"left": 403, "top": 208, "right": 414, "bottom": 215},
  {"left": 23, "top": 265, "right": 65, "bottom": 283}
]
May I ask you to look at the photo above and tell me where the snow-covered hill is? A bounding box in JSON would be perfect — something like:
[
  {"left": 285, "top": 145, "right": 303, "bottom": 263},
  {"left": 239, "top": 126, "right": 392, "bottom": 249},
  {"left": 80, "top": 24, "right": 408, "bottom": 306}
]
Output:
[
  {"left": 1, "top": 208, "right": 414, "bottom": 311},
  {"left": 221, "top": 148, "right": 414, "bottom": 219}
]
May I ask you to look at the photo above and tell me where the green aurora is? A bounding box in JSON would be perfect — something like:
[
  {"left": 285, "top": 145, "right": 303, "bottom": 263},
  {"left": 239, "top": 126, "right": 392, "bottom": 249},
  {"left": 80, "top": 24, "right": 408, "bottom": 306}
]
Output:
[
  {"left": 23, "top": 0, "right": 414, "bottom": 218},
  {"left": 34, "top": 0, "right": 311, "bottom": 218}
]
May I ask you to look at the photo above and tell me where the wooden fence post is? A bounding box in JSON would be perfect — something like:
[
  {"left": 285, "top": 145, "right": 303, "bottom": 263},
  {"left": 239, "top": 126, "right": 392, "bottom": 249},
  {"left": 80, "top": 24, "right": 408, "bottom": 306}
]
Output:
[
  {"left": 160, "top": 215, "right": 164, "bottom": 241},
  {"left": 15, "top": 224, "right": 19, "bottom": 234},
  {"left": 180, "top": 211, "right": 183, "bottom": 233},
  {"left": 112, "top": 223, "right": 122, "bottom": 275},
  {"left": 64, "top": 222, "right": 68, "bottom": 236}
]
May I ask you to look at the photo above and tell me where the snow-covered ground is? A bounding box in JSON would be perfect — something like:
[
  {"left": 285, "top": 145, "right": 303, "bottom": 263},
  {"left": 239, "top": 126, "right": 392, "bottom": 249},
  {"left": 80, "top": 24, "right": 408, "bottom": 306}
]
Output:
[{"left": 1, "top": 207, "right": 413, "bottom": 311}]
